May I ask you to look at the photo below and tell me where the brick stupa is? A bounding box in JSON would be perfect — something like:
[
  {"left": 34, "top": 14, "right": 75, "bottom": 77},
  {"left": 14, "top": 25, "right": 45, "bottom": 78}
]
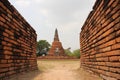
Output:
[{"left": 48, "top": 29, "right": 65, "bottom": 56}]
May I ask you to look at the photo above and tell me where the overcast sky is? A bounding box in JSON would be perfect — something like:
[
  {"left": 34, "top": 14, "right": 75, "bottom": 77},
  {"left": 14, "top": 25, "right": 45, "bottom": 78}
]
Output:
[{"left": 9, "top": 0, "right": 96, "bottom": 51}]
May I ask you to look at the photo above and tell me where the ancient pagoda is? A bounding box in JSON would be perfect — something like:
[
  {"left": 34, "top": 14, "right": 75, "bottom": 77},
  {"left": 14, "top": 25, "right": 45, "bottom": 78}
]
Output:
[{"left": 48, "top": 29, "right": 65, "bottom": 56}]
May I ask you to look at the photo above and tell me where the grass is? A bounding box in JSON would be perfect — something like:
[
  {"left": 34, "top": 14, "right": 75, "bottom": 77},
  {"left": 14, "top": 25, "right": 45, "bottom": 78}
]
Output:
[{"left": 9, "top": 59, "right": 103, "bottom": 80}]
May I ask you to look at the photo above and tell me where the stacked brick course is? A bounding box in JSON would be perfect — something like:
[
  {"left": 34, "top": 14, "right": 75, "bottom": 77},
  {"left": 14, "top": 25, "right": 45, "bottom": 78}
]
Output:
[
  {"left": 80, "top": 0, "right": 120, "bottom": 80},
  {"left": 0, "top": 0, "right": 37, "bottom": 79},
  {"left": 38, "top": 55, "right": 77, "bottom": 59}
]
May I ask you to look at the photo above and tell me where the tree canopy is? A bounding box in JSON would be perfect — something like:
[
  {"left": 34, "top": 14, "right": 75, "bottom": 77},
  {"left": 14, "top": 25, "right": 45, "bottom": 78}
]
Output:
[
  {"left": 72, "top": 49, "right": 80, "bottom": 58},
  {"left": 37, "top": 40, "right": 51, "bottom": 56},
  {"left": 65, "top": 48, "right": 80, "bottom": 58},
  {"left": 64, "top": 48, "right": 72, "bottom": 56}
]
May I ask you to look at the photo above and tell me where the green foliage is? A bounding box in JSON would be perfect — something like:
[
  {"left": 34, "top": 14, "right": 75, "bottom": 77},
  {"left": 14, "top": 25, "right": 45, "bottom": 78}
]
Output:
[
  {"left": 64, "top": 49, "right": 72, "bottom": 56},
  {"left": 37, "top": 40, "right": 51, "bottom": 56},
  {"left": 72, "top": 49, "right": 80, "bottom": 58},
  {"left": 65, "top": 48, "right": 80, "bottom": 58}
]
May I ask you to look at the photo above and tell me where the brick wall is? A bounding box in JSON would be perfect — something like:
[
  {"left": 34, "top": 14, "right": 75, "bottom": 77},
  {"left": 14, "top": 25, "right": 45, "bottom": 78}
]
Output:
[
  {"left": 80, "top": 0, "right": 120, "bottom": 80},
  {"left": 38, "top": 55, "right": 77, "bottom": 59},
  {"left": 0, "top": 0, "right": 37, "bottom": 79}
]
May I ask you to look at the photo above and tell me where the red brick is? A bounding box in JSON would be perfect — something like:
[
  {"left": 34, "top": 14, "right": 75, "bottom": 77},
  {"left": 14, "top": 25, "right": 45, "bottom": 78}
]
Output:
[
  {"left": 7, "top": 71, "right": 15, "bottom": 75},
  {"left": 5, "top": 29, "right": 14, "bottom": 36},
  {"left": 97, "top": 62, "right": 106, "bottom": 66},
  {"left": 99, "top": 39, "right": 116, "bottom": 49},
  {"left": 101, "top": 46, "right": 111, "bottom": 52},
  {"left": 99, "top": 66, "right": 109, "bottom": 71},
  {"left": 112, "top": 43, "right": 120, "bottom": 50},
  {"left": 106, "top": 62, "right": 120, "bottom": 68},
  {"left": 116, "top": 30, "right": 120, "bottom": 36},
  {"left": 114, "top": 23, "right": 120, "bottom": 31},
  {"left": 109, "top": 56, "right": 120, "bottom": 62},
  {"left": 102, "top": 28, "right": 114, "bottom": 38},
  {"left": 0, "top": 2, "right": 7, "bottom": 10},
  {"left": 0, "top": 64, "right": 11, "bottom": 68},
  {"left": 3, "top": 46, "right": 12, "bottom": 51},
  {"left": 0, "top": 60, "right": 7, "bottom": 63},
  {"left": 96, "top": 57, "right": 109, "bottom": 62},
  {"left": 4, "top": 55, "right": 11, "bottom": 59},
  {"left": 106, "top": 71, "right": 120, "bottom": 79},
  {"left": 80, "top": 0, "right": 120, "bottom": 80},
  {"left": 109, "top": 67, "right": 120, "bottom": 73},
  {"left": 0, "top": 16, "right": 6, "bottom": 22},
  {"left": 115, "top": 37, "right": 120, "bottom": 43},
  {"left": 3, "top": 32, "right": 9, "bottom": 37},
  {"left": 0, "top": 0, "right": 37, "bottom": 79},
  {"left": 7, "top": 60, "right": 13, "bottom": 63},
  {"left": 0, "top": 68, "right": 8, "bottom": 73},
  {"left": 104, "top": 50, "right": 120, "bottom": 56}
]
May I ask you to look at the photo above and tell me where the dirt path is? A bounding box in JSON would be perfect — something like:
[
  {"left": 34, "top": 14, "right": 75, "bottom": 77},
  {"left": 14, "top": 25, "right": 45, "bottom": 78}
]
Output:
[
  {"left": 37, "top": 60, "right": 79, "bottom": 80},
  {"left": 10, "top": 60, "right": 102, "bottom": 80}
]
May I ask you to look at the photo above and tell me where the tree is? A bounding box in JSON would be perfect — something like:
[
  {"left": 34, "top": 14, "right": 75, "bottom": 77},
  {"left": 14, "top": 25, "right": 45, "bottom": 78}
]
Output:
[
  {"left": 64, "top": 48, "right": 72, "bottom": 56},
  {"left": 72, "top": 49, "right": 80, "bottom": 58},
  {"left": 37, "top": 40, "right": 51, "bottom": 56},
  {"left": 65, "top": 49, "right": 72, "bottom": 56},
  {"left": 65, "top": 48, "right": 80, "bottom": 58}
]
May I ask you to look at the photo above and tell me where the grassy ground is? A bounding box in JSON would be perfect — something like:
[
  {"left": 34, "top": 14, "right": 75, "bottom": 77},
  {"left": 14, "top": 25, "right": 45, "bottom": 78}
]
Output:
[{"left": 9, "top": 59, "right": 103, "bottom": 80}]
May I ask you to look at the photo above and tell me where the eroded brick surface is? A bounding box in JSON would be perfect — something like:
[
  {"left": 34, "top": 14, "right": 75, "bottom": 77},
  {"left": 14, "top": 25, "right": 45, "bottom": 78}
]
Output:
[
  {"left": 0, "top": 0, "right": 37, "bottom": 79},
  {"left": 80, "top": 0, "right": 120, "bottom": 80}
]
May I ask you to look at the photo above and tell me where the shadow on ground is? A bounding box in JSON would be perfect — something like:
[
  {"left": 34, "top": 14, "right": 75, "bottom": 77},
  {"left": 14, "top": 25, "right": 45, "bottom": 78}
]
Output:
[{"left": 9, "top": 69, "right": 42, "bottom": 80}]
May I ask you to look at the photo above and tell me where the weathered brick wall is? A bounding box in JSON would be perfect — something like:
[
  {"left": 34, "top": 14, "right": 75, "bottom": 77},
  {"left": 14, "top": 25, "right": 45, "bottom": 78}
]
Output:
[
  {"left": 38, "top": 55, "right": 77, "bottom": 59},
  {"left": 80, "top": 0, "right": 120, "bottom": 80},
  {"left": 0, "top": 0, "right": 37, "bottom": 79}
]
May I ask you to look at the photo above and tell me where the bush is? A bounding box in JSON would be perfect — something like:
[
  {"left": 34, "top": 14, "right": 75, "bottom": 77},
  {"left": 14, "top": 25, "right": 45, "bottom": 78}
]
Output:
[
  {"left": 65, "top": 49, "right": 80, "bottom": 58},
  {"left": 72, "top": 49, "right": 80, "bottom": 58}
]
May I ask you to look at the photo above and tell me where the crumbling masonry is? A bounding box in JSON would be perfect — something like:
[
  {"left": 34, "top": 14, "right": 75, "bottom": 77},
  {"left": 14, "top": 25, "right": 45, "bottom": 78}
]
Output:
[
  {"left": 0, "top": 0, "right": 37, "bottom": 79},
  {"left": 80, "top": 0, "right": 120, "bottom": 80}
]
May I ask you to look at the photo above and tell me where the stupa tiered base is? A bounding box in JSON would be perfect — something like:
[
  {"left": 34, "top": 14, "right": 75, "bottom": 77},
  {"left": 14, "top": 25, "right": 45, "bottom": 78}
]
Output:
[{"left": 48, "top": 29, "right": 65, "bottom": 56}]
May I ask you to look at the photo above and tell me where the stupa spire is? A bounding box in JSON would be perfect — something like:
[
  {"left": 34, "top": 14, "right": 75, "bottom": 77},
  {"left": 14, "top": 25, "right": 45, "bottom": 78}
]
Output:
[
  {"left": 54, "top": 28, "right": 59, "bottom": 41},
  {"left": 48, "top": 28, "right": 65, "bottom": 56}
]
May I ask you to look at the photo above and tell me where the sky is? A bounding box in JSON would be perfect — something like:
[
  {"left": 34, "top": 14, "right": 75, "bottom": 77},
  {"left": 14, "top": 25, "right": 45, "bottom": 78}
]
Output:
[{"left": 9, "top": 0, "right": 96, "bottom": 51}]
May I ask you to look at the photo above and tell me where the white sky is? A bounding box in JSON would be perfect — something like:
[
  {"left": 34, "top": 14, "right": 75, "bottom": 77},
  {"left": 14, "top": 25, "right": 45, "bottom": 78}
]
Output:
[{"left": 9, "top": 0, "right": 96, "bottom": 51}]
